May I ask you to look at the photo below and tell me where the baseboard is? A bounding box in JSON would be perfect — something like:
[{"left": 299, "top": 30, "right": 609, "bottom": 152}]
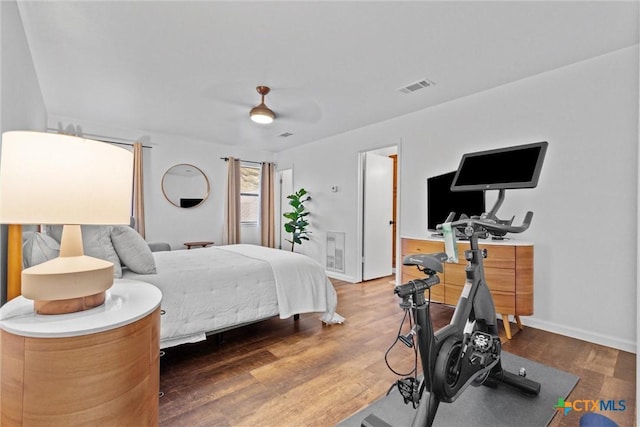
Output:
[
  {"left": 517, "top": 316, "right": 636, "bottom": 353},
  {"left": 325, "top": 271, "right": 357, "bottom": 283}
]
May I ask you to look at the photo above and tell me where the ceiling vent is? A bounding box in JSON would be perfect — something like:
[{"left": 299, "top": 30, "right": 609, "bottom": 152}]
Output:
[{"left": 398, "top": 79, "right": 435, "bottom": 94}]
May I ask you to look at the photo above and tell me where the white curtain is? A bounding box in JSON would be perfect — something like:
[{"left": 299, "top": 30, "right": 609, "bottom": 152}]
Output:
[
  {"left": 132, "top": 142, "right": 145, "bottom": 238},
  {"left": 224, "top": 157, "right": 241, "bottom": 244},
  {"left": 260, "top": 162, "right": 276, "bottom": 248}
]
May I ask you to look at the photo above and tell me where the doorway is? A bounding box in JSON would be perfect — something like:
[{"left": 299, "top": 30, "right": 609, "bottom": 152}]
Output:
[{"left": 359, "top": 145, "right": 398, "bottom": 282}]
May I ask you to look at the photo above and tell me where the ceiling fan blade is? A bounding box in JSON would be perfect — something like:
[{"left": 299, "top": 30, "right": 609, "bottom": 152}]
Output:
[{"left": 202, "top": 81, "right": 257, "bottom": 108}]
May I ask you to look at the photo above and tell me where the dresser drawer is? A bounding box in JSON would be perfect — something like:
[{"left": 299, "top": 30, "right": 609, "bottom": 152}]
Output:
[
  {"left": 445, "top": 264, "right": 515, "bottom": 293},
  {"left": 402, "top": 239, "right": 444, "bottom": 256},
  {"left": 444, "top": 283, "right": 515, "bottom": 313},
  {"left": 451, "top": 243, "right": 515, "bottom": 270}
]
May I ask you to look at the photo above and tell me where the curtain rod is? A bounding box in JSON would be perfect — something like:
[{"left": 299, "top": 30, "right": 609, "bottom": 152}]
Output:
[
  {"left": 220, "top": 157, "right": 265, "bottom": 165},
  {"left": 46, "top": 128, "right": 152, "bottom": 149}
]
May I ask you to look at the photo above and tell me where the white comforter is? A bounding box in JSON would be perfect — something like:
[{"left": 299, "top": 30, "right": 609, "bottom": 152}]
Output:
[
  {"left": 122, "top": 244, "right": 343, "bottom": 348},
  {"left": 219, "top": 245, "right": 343, "bottom": 321}
]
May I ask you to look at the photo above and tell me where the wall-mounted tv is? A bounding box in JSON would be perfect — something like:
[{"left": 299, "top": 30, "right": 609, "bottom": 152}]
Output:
[
  {"left": 427, "top": 171, "right": 485, "bottom": 232},
  {"left": 451, "top": 141, "right": 548, "bottom": 191}
]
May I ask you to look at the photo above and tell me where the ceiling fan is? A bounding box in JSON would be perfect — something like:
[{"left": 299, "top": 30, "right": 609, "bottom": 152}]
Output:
[
  {"left": 203, "top": 82, "right": 321, "bottom": 127},
  {"left": 249, "top": 86, "right": 275, "bottom": 124}
]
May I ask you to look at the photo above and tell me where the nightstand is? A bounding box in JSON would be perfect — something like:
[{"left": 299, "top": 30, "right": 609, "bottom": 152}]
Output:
[{"left": 0, "top": 280, "right": 162, "bottom": 426}]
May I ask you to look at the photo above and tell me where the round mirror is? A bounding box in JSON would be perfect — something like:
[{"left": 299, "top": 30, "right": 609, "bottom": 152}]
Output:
[{"left": 161, "top": 164, "right": 210, "bottom": 208}]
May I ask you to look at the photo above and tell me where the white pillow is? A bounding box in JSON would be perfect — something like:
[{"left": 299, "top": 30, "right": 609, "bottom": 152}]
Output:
[
  {"left": 43, "top": 225, "right": 122, "bottom": 278},
  {"left": 22, "top": 232, "right": 60, "bottom": 269},
  {"left": 110, "top": 226, "right": 157, "bottom": 274}
]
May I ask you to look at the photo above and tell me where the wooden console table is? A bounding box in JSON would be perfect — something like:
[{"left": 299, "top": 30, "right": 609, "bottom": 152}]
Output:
[
  {"left": 401, "top": 237, "right": 533, "bottom": 339},
  {"left": 0, "top": 280, "right": 162, "bottom": 426},
  {"left": 184, "top": 241, "right": 214, "bottom": 249}
]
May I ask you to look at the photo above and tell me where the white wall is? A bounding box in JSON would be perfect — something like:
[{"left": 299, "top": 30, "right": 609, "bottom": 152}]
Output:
[
  {"left": 276, "top": 133, "right": 400, "bottom": 282},
  {"left": 1, "top": 0, "right": 47, "bottom": 133},
  {"left": 0, "top": 0, "right": 47, "bottom": 303},
  {"left": 47, "top": 115, "right": 275, "bottom": 249},
  {"left": 276, "top": 46, "right": 639, "bottom": 352}
]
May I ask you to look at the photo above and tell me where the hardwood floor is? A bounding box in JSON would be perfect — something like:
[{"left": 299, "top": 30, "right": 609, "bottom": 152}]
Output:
[{"left": 159, "top": 276, "right": 635, "bottom": 426}]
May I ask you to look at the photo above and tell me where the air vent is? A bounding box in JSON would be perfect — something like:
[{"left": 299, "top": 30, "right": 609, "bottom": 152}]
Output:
[
  {"left": 398, "top": 79, "right": 435, "bottom": 94},
  {"left": 278, "top": 132, "right": 293, "bottom": 138}
]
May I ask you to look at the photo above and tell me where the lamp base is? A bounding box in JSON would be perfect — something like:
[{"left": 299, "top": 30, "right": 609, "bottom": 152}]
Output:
[
  {"left": 21, "top": 255, "right": 114, "bottom": 315},
  {"left": 34, "top": 291, "right": 106, "bottom": 315}
]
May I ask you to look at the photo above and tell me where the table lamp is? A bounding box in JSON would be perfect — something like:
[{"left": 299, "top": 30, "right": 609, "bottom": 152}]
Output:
[{"left": 0, "top": 131, "right": 133, "bottom": 314}]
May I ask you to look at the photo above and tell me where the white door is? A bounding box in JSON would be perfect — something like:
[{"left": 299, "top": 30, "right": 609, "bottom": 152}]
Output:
[
  {"left": 278, "top": 169, "right": 293, "bottom": 250},
  {"left": 363, "top": 153, "right": 393, "bottom": 280}
]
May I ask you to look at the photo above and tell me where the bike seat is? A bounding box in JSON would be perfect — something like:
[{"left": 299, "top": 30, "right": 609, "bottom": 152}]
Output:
[{"left": 403, "top": 252, "right": 447, "bottom": 273}]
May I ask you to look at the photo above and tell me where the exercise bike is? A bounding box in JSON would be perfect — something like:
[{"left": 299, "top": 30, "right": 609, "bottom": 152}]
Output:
[{"left": 363, "top": 209, "right": 542, "bottom": 427}]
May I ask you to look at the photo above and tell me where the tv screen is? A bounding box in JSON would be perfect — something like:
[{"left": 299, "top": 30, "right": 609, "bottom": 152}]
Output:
[
  {"left": 451, "top": 141, "right": 548, "bottom": 191},
  {"left": 180, "top": 198, "right": 203, "bottom": 208},
  {"left": 427, "top": 171, "right": 485, "bottom": 232}
]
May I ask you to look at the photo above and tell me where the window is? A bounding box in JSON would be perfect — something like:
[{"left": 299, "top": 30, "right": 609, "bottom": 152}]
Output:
[{"left": 240, "top": 165, "right": 260, "bottom": 223}]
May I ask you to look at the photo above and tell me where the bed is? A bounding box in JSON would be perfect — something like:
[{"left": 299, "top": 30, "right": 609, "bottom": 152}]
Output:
[
  {"left": 123, "top": 244, "right": 344, "bottom": 348},
  {"left": 19, "top": 226, "right": 344, "bottom": 349}
]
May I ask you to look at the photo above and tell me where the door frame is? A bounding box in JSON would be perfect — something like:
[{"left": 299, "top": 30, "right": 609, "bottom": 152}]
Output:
[{"left": 356, "top": 142, "right": 401, "bottom": 283}]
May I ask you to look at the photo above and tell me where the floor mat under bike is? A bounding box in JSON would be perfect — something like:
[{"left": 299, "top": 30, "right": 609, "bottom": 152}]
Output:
[{"left": 337, "top": 352, "right": 578, "bottom": 427}]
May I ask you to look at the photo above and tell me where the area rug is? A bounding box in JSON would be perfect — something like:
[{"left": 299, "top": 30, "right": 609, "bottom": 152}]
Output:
[{"left": 338, "top": 352, "right": 579, "bottom": 427}]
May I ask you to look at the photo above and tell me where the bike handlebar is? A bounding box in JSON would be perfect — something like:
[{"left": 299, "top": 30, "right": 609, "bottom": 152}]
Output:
[{"left": 437, "top": 211, "right": 533, "bottom": 235}]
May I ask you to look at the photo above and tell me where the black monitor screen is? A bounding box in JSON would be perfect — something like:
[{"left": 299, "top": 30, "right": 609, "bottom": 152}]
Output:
[
  {"left": 180, "top": 198, "right": 203, "bottom": 208},
  {"left": 452, "top": 141, "right": 548, "bottom": 191},
  {"left": 427, "top": 171, "right": 485, "bottom": 231}
]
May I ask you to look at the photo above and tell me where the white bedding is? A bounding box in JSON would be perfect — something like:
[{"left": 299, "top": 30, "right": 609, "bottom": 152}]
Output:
[{"left": 122, "top": 244, "right": 343, "bottom": 348}]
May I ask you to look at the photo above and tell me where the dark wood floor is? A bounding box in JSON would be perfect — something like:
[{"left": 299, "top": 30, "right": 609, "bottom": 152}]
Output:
[{"left": 158, "top": 276, "right": 635, "bottom": 426}]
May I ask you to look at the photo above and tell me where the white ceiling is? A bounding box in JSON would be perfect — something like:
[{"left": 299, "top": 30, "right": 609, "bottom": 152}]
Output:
[{"left": 16, "top": 1, "right": 639, "bottom": 152}]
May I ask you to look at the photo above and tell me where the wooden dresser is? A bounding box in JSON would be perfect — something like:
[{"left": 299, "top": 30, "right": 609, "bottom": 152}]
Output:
[
  {"left": 401, "top": 237, "right": 533, "bottom": 339},
  {"left": 0, "top": 280, "right": 162, "bottom": 426}
]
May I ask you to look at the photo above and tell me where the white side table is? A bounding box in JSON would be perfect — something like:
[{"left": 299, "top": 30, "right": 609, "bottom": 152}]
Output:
[{"left": 0, "top": 280, "right": 162, "bottom": 426}]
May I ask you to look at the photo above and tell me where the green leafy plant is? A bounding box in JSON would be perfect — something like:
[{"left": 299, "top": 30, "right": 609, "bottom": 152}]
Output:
[{"left": 283, "top": 188, "right": 311, "bottom": 251}]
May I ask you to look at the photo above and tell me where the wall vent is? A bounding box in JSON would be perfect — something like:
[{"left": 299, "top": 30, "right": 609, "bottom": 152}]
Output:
[
  {"left": 398, "top": 79, "right": 435, "bottom": 94},
  {"left": 326, "top": 232, "right": 345, "bottom": 273}
]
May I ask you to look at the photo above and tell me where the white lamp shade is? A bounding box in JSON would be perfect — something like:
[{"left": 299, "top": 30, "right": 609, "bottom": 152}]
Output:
[{"left": 0, "top": 131, "right": 133, "bottom": 225}]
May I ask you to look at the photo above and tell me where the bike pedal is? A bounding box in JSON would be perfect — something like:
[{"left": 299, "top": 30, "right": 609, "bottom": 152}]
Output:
[
  {"left": 396, "top": 378, "right": 420, "bottom": 404},
  {"left": 471, "top": 331, "right": 495, "bottom": 352}
]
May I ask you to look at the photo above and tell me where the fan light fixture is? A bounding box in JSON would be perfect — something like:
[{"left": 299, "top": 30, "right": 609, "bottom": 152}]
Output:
[{"left": 250, "top": 86, "right": 275, "bottom": 124}]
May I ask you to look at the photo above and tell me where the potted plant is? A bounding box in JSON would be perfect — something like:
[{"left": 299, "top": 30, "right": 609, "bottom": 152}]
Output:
[{"left": 283, "top": 188, "right": 311, "bottom": 251}]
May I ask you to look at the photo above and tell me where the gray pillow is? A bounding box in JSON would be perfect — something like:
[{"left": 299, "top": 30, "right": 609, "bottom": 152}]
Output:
[
  {"left": 22, "top": 230, "right": 35, "bottom": 243},
  {"left": 110, "top": 226, "right": 157, "bottom": 274},
  {"left": 43, "top": 225, "right": 122, "bottom": 278},
  {"left": 80, "top": 225, "right": 123, "bottom": 278},
  {"left": 22, "top": 232, "right": 60, "bottom": 269},
  {"left": 43, "top": 224, "right": 63, "bottom": 243}
]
